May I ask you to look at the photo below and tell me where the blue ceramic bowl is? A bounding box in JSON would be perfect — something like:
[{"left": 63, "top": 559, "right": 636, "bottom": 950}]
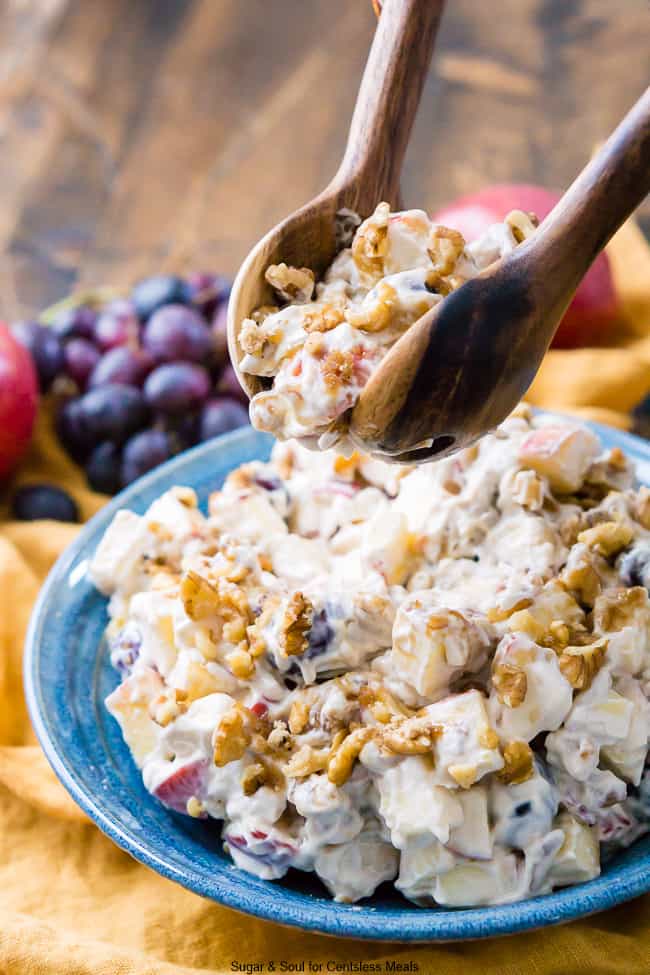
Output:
[{"left": 24, "top": 422, "right": 650, "bottom": 941}]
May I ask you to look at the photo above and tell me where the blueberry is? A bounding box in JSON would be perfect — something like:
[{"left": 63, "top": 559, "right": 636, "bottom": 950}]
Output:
[
  {"left": 131, "top": 275, "right": 192, "bottom": 321},
  {"left": 11, "top": 484, "right": 79, "bottom": 522},
  {"left": 85, "top": 442, "right": 122, "bottom": 494},
  {"left": 619, "top": 544, "right": 650, "bottom": 590}
]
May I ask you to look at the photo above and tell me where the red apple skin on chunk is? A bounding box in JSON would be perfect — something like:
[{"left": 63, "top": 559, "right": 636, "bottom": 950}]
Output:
[
  {"left": 153, "top": 759, "right": 210, "bottom": 815},
  {"left": 432, "top": 184, "right": 619, "bottom": 349}
]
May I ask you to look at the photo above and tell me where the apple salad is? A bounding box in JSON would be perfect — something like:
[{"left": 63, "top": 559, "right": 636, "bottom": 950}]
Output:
[
  {"left": 90, "top": 408, "right": 650, "bottom": 906},
  {"left": 238, "top": 202, "right": 538, "bottom": 449}
]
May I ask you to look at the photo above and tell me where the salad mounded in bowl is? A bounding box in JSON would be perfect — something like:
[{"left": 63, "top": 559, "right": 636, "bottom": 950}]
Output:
[{"left": 91, "top": 407, "right": 650, "bottom": 907}]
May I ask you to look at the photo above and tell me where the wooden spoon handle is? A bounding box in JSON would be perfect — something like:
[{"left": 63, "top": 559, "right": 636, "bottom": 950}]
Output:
[
  {"left": 333, "top": 0, "right": 445, "bottom": 208},
  {"left": 531, "top": 85, "right": 650, "bottom": 285}
]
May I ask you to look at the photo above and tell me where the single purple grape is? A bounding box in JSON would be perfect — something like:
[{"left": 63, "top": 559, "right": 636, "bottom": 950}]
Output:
[
  {"left": 63, "top": 338, "right": 101, "bottom": 389},
  {"left": 52, "top": 305, "right": 97, "bottom": 341},
  {"left": 121, "top": 429, "right": 172, "bottom": 486},
  {"left": 131, "top": 274, "right": 191, "bottom": 321},
  {"left": 143, "top": 363, "right": 210, "bottom": 414},
  {"left": 56, "top": 397, "right": 95, "bottom": 461},
  {"left": 214, "top": 362, "right": 247, "bottom": 404},
  {"left": 11, "top": 321, "right": 64, "bottom": 391},
  {"left": 93, "top": 300, "right": 140, "bottom": 350},
  {"left": 77, "top": 383, "right": 149, "bottom": 443},
  {"left": 187, "top": 272, "right": 230, "bottom": 320},
  {"left": 11, "top": 484, "right": 79, "bottom": 522},
  {"left": 199, "top": 397, "right": 249, "bottom": 441},
  {"left": 143, "top": 304, "right": 213, "bottom": 364},
  {"left": 210, "top": 301, "right": 229, "bottom": 370},
  {"left": 110, "top": 623, "right": 142, "bottom": 674},
  {"left": 88, "top": 346, "right": 153, "bottom": 389},
  {"left": 85, "top": 441, "right": 122, "bottom": 494}
]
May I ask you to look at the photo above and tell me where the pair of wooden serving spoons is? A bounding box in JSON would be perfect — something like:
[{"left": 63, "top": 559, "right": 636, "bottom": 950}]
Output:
[{"left": 228, "top": 0, "right": 650, "bottom": 463}]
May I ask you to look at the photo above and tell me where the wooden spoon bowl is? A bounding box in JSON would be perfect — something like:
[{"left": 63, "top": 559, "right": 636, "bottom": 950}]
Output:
[{"left": 228, "top": 0, "right": 445, "bottom": 398}]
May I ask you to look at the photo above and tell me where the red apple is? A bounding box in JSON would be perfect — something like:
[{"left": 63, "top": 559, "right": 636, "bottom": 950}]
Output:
[
  {"left": 432, "top": 184, "right": 619, "bottom": 348},
  {"left": 0, "top": 323, "right": 38, "bottom": 479}
]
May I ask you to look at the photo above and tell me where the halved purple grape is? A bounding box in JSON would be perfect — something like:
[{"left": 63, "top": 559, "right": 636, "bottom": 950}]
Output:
[
  {"left": 187, "top": 272, "right": 230, "bottom": 320},
  {"left": 63, "top": 338, "right": 101, "bottom": 389},
  {"left": 210, "top": 301, "right": 229, "bottom": 370},
  {"left": 11, "top": 321, "right": 64, "bottom": 392},
  {"left": 143, "top": 304, "right": 212, "bottom": 364},
  {"left": 88, "top": 346, "right": 153, "bottom": 388},
  {"left": 77, "top": 383, "right": 149, "bottom": 443},
  {"left": 52, "top": 305, "right": 97, "bottom": 341},
  {"left": 214, "top": 362, "right": 248, "bottom": 404},
  {"left": 131, "top": 274, "right": 191, "bottom": 321},
  {"left": 305, "top": 609, "right": 334, "bottom": 659},
  {"left": 85, "top": 441, "right": 122, "bottom": 494},
  {"left": 12, "top": 484, "right": 79, "bottom": 522},
  {"left": 121, "top": 429, "right": 172, "bottom": 486},
  {"left": 199, "top": 397, "right": 249, "bottom": 441},
  {"left": 144, "top": 363, "right": 210, "bottom": 414},
  {"left": 94, "top": 300, "right": 140, "bottom": 351}
]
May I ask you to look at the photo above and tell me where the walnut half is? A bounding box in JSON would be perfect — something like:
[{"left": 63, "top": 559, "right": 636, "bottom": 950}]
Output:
[
  {"left": 558, "top": 638, "right": 608, "bottom": 691},
  {"left": 492, "top": 662, "right": 528, "bottom": 708},
  {"left": 497, "top": 740, "right": 534, "bottom": 785}
]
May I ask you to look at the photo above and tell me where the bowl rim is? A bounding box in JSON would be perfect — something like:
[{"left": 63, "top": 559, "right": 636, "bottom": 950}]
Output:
[{"left": 24, "top": 420, "right": 650, "bottom": 942}]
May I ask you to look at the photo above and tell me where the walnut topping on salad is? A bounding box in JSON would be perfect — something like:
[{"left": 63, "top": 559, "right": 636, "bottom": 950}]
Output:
[
  {"left": 239, "top": 203, "right": 538, "bottom": 449},
  {"left": 91, "top": 411, "right": 650, "bottom": 906}
]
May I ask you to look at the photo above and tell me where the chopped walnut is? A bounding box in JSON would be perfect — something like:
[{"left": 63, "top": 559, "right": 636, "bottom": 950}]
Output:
[
  {"left": 352, "top": 202, "right": 390, "bottom": 278},
  {"left": 241, "top": 762, "right": 268, "bottom": 796},
  {"left": 265, "top": 263, "right": 315, "bottom": 303},
  {"left": 381, "top": 719, "right": 440, "bottom": 756},
  {"left": 347, "top": 281, "right": 398, "bottom": 332},
  {"left": 487, "top": 597, "right": 533, "bottom": 623},
  {"left": 558, "top": 638, "right": 608, "bottom": 691},
  {"left": 428, "top": 226, "right": 465, "bottom": 276},
  {"left": 492, "top": 662, "right": 528, "bottom": 708},
  {"left": 213, "top": 704, "right": 252, "bottom": 767},
  {"left": 288, "top": 696, "right": 310, "bottom": 735},
  {"left": 280, "top": 592, "right": 314, "bottom": 657},
  {"left": 497, "top": 740, "right": 534, "bottom": 785},
  {"left": 560, "top": 545, "right": 603, "bottom": 608},
  {"left": 327, "top": 726, "right": 375, "bottom": 786},
  {"left": 284, "top": 744, "right": 330, "bottom": 778},
  {"left": 302, "top": 303, "right": 346, "bottom": 334},
  {"left": 577, "top": 521, "right": 634, "bottom": 558},
  {"left": 505, "top": 209, "right": 539, "bottom": 243},
  {"left": 593, "top": 586, "right": 648, "bottom": 632},
  {"left": 321, "top": 349, "right": 354, "bottom": 390},
  {"left": 149, "top": 689, "right": 186, "bottom": 727},
  {"left": 180, "top": 570, "right": 221, "bottom": 620}
]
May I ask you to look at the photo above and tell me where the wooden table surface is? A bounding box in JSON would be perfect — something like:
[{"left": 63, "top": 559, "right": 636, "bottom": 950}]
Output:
[{"left": 1, "top": 0, "right": 648, "bottom": 319}]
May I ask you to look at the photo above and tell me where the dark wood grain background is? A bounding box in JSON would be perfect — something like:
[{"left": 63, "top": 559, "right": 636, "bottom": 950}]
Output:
[{"left": 1, "top": 0, "right": 648, "bottom": 320}]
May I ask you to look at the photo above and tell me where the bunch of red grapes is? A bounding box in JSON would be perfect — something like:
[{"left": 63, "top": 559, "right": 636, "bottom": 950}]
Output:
[{"left": 12, "top": 274, "right": 249, "bottom": 494}]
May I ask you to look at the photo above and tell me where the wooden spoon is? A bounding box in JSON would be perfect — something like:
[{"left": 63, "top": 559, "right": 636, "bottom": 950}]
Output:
[
  {"left": 227, "top": 0, "right": 445, "bottom": 398},
  {"left": 350, "top": 85, "right": 650, "bottom": 463}
]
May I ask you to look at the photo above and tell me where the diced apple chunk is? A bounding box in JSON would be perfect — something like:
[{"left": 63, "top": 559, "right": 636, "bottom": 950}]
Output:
[
  {"left": 518, "top": 425, "right": 600, "bottom": 493},
  {"left": 547, "top": 812, "right": 600, "bottom": 887},
  {"left": 106, "top": 668, "right": 164, "bottom": 766}
]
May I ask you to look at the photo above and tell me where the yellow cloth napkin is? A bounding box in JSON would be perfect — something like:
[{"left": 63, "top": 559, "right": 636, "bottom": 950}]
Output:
[{"left": 2, "top": 223, "right": 650, "bottom": 975}]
